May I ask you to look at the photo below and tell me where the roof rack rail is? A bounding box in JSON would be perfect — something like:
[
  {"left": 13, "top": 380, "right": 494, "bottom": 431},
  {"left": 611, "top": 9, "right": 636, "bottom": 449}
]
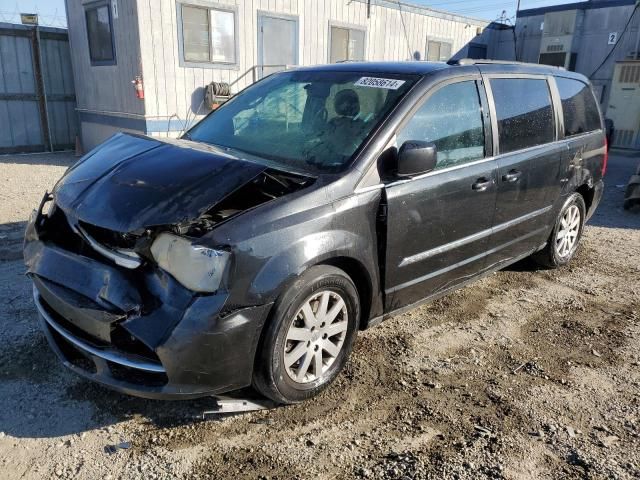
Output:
[{"left": 448, "top": 58, "right": 565, "bottom": 69}]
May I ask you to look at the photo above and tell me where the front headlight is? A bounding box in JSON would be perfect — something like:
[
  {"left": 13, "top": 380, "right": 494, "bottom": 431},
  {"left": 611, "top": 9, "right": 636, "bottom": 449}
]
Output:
[{"left": 150, "top": 233, "right": 230, "bottom": 293}]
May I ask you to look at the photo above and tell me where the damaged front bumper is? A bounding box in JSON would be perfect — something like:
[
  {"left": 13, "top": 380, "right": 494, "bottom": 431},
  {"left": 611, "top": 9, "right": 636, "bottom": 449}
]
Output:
[{"left": 24, "top": 199, "right": 272, "bottom": 400}]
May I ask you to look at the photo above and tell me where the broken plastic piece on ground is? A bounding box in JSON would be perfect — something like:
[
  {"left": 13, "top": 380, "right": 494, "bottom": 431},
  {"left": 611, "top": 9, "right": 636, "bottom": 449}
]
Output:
[
  {"left": 200, "top": 395, "right": 277, "bottom": 418},
  {"left": 104, "top": 441, "right": 132, "bottom": 455}
]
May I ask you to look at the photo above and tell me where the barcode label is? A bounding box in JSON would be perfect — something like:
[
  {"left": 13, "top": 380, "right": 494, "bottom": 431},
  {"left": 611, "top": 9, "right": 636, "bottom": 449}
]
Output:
[{"left": 354, "top": 77, "right": 406, "bottom": 90}]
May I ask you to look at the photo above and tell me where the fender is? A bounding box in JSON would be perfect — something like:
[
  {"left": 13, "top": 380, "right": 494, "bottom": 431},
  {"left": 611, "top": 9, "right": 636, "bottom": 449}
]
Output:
[{"left": 210, "top": 189, "right": 385, "bottom": 323}]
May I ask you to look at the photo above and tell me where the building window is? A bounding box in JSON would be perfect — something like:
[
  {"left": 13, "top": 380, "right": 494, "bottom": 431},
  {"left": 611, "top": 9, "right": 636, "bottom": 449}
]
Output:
[
  {"left": 85, "top": 3, "right": 116, "bottom": 65},
  {"left": 330, "top": 25, "right": 365, "bottom": 63},
  {"left": 426, "top": 40, "right": 452, "bottom": 62},
  {"left": 180, "top": 4, "right": 236, "bottom": 65}
]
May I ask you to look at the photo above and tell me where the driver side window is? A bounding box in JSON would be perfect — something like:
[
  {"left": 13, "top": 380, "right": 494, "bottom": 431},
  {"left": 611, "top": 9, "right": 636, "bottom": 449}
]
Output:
[{"left": 397, "top": 81, "right": 485, "bottom": 170}]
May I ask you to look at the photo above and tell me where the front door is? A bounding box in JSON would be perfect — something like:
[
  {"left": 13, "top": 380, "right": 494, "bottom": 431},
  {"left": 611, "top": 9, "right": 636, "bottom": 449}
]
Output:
[
  {"left": 484, "top": 75, "right": 562, "bottom": 267},
  {"left": 384, "top": 78, "right": 497, "bottom": 310},
  {"left": 257, "top": 14, "right": 298, "bottom": 78}
]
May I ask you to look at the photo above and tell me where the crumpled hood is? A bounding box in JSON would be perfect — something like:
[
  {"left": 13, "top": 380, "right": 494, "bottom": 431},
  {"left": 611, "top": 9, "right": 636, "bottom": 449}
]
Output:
[{"left": 54, "top": 133, "right": 267, "bottom": 232}]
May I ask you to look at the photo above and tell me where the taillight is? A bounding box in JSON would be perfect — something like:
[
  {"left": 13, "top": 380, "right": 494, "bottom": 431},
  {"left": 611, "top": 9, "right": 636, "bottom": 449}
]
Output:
[{"left": 602, "top": 137, "right": 608, "bottom": 176}]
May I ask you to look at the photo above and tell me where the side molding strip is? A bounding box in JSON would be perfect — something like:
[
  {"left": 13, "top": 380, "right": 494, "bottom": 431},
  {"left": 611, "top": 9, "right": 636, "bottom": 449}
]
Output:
[
  {"left": 387, "top": 226, "right": 548, "bottom": 294},
  {"left": 399, "top": 205, "right": 552, "bottom": 267}
]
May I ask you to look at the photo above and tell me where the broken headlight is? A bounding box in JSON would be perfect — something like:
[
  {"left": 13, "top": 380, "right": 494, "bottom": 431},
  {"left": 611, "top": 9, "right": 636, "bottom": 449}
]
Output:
[{"left": 150, "top": 233, "right": 230, "bottom": 293}]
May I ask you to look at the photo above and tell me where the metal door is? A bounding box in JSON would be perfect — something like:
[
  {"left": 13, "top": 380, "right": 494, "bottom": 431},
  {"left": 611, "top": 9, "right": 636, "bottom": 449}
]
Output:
[
  {"left": 40, "top": 34, "right": 78, "bottom": 150},
  {"left": 607, "top": 62, "right": 640, "bottom": 148},
  {"left": 257, "top": 14, "right": 298, "bottom": 78}
]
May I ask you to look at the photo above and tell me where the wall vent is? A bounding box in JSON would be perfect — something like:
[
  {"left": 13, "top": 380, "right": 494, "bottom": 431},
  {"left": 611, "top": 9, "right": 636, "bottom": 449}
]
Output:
[
  {"left": 546, "top": 44, "right": 564, "bottom": 52},
  {"left": 619, "top": 64, "right": 640, "bottom": 84},
  {"left": 613, "top": 129, "right": 636, "bottom": 147}
]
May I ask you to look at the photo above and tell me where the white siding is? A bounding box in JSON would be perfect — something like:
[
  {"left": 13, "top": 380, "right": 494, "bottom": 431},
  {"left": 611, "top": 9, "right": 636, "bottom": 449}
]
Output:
[{"left": 135, "top": 0, "right": 486, "bottom": 128}]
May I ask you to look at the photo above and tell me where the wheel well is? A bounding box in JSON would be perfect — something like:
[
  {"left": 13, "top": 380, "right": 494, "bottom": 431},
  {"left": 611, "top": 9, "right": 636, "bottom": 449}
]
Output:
[
  {"left": 318, "top": 257, "right": 372, "bottom": 330},
  {"left": 576, "top": 184, "right": 594, "bottom": 213}
]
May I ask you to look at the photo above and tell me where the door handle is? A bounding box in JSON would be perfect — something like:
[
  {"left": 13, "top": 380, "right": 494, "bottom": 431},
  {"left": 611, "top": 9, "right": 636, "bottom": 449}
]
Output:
[
  {"left": 472, "top": 177, "right": 492, "bottom": 192},
  {"left": 502, "top": 169, "right": 522, "bottom": 183}
]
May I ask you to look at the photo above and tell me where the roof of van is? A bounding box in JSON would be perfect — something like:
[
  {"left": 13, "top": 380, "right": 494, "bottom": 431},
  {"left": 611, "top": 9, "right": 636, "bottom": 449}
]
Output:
[{"left": 294, "top": 60, "right": 586, "bottom": 80}]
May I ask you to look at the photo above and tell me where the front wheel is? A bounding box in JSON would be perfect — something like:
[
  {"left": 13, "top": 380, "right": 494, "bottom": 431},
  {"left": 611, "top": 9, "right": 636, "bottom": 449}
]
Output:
[
  {"left": 533, "top": 193, "right": 586, "bottom": 268},
  {"left": 253, "top": 265, "right": 360, "bottom": 404}
]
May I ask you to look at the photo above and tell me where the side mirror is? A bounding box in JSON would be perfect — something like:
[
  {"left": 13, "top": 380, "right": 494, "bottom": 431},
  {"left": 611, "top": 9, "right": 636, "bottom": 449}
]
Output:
[{"left": 397, "top": 141, "right": 437, "bottom": 177}]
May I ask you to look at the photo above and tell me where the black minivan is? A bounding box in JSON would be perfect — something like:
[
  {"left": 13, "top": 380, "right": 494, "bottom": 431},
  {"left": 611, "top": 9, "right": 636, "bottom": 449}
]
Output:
[{"left": 25, "top": 60, "right": 606, "bottom": 404}]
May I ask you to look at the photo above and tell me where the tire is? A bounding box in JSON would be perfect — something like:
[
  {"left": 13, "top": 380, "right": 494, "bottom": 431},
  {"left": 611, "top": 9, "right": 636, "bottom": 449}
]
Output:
[
  {"left": 533, "top": 193, "right": 586, "bottom": 268},
  {"left": 252, "top": 265, "right": 360, "bottom": 404}
]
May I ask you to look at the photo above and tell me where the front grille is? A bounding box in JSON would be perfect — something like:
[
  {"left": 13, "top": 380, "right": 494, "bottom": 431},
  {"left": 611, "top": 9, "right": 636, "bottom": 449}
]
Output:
[
  {"left": 107, "top": 362, "right": 168, "bottom": 386},
  {"left": 39, "top": 295, "right": 110, "bottom": 348},
  {"left": 110, "top": 325, "right": 162, "bottom": 363},
  {"left": 47, "top": 326, "right": 98, "bottom": 374},
  {"left": 39, "top": 293, "right": 162, "bottom": 364}
]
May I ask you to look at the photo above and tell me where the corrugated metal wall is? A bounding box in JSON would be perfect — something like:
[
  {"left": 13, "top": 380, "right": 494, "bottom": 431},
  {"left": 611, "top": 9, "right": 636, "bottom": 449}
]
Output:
[
  {"left": 41, "top": 35, "right": 78, "bottom": 148},
  {"left": 0, "top": 23, "right": 77, "bottom": 153},
  {"left": 0, "top": 25, "right": 44, "bottom": 152},
  {"left": 134, "top": 0, "right": 486, "bottom": 137}
]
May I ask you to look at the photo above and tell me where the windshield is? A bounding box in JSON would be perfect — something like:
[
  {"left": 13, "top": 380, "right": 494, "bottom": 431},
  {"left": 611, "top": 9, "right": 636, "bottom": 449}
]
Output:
[{"left": 187, "top": 71, "right": 417, "bottom": 174}]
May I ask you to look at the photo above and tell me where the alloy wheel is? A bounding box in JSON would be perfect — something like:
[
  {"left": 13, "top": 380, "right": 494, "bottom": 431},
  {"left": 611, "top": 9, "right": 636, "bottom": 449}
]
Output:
[
  {"left": 555, "top": 205, "right": 581, "bottom": 258},
  {"left": 283, "top": 290, "right": 348, "bottom": 384}
]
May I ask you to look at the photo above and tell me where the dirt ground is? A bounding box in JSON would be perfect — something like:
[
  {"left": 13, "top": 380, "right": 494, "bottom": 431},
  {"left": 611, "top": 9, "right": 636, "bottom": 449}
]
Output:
[{"left": 0, "top": 150, "right": 638, "bottom": 480}]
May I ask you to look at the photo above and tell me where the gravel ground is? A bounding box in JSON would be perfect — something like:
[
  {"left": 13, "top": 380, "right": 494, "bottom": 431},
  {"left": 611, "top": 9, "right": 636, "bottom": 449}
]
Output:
[{"left": 0, "top": 150, "right": 639, "bottom": 480}]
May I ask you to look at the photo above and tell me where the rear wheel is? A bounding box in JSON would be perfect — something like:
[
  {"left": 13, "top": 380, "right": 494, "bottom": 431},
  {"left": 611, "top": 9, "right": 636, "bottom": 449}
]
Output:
[
  {"left": 253, "top": 265, "right": 359, "bottom": 404},
  {"left": 533, "top": 193, "right": 586, "bottom": 268}
]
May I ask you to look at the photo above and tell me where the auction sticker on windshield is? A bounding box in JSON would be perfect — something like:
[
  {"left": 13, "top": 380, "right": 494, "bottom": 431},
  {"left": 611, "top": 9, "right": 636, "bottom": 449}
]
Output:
[{"left": 354, "top": 77, "right": 406, "bottom": 90}]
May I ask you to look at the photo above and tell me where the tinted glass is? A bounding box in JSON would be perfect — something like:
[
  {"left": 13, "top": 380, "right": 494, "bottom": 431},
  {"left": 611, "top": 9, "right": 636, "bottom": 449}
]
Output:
[
  {"left": 182, "top": 6, "right": 210, "bottom": 62},
  {"left": 397, "top": 81, "right": 485, "bottom": 169},
  {"left": 491, "top": 78, "right": 555, "bottom": 154},
  {"left": 188, "top": 71, "right": 416, "bottom": 174},
  {"left": 556, "top": 77, "right": 602, "bottom": 136},
  {"left": 85, "top": 5, "right": 114, "bottom": 63}
]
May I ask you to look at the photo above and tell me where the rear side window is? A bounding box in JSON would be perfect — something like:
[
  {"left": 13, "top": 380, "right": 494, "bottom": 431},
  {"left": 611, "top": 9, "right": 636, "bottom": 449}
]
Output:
[
  {"left": 397, "top": 81, "right": 485, "bottom": 169},
  {"left": 490, "top": 78, "right": 555, "bottom": 154},
  {"left": 555, "top": 77, "right": 602, "bottom": 136}
]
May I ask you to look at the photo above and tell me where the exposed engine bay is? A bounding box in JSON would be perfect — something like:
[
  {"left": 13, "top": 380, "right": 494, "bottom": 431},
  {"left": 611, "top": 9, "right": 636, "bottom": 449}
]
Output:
[{"left": 172, "top": 169, "right": 313, "bottom": 237}]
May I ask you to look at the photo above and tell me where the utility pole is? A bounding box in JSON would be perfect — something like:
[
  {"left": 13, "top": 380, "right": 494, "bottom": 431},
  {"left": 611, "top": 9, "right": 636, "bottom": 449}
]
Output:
[
  {"left": 635, "top": 0, "right": 640, "bottom": 59},
  {"left": 515, "top": 0, "right": 522, "bottom": 61}
]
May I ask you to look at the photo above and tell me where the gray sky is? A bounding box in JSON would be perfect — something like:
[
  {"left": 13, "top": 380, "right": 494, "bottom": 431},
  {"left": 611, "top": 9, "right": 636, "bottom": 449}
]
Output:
[{"left": 0, "top": 0, "right": 575, "bottom": 26}]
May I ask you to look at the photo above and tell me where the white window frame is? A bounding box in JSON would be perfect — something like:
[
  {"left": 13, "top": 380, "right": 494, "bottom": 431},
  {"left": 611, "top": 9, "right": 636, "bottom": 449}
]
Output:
[
  {"left": 176, "top": 0, "right": 239, "bottom": 69},
  {"left": 328, "top": 21, "right": 367, "bottom": 63},
  {"left": 425, "top": 37, "right": 453, "bottom": 62}
]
